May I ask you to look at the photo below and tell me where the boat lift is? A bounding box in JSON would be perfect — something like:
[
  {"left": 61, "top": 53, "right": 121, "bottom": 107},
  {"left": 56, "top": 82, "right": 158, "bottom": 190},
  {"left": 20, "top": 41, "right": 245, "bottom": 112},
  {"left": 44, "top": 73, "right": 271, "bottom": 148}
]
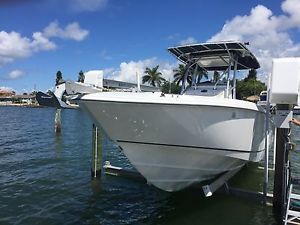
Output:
[
  {"left": 88, "top": 57, "right": 300, "bottom": 225},
  {"left": 268, "top": 58, "right": 300, "bottom": 225}
]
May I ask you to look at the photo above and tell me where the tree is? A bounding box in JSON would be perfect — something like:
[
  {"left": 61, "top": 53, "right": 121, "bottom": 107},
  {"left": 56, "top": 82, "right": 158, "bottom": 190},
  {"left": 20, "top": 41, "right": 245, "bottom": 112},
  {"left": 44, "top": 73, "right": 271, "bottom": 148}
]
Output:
[
  {"left": 30, "top": 91, "right": 37, "bottom": 96},
  {"left": 55, "top": 71, "right": 63, "bottom": 85},
  {"left": 195, "top": 67, "right": 208, "bottom": 84},
  {"left": 173, "top": 64, "right": 192, "bottom": 86},
  {"left": 236, "top": 69, "right": 266, "bottom": 99},
  {"left": 174, "top": 64, "right": 208, "bottom": 87},
  {"left": 244, "top": 68, "right": 257, "bottom": 82},
  {"left": 77, "top": 70, "right": 85, "bottom": 83},
  {"left": 142, "top": 65, "right": 166, "bottom": 87},
  {"left": 161, "top": 80, "right": 181, "bottom": 94}
]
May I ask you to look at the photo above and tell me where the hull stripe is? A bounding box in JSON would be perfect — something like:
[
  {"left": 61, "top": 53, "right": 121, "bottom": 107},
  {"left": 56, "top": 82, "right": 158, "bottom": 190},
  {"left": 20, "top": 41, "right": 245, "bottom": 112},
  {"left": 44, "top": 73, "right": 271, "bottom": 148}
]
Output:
[{"left": 117, "top": 140, "right": 264, "bottom": 153}]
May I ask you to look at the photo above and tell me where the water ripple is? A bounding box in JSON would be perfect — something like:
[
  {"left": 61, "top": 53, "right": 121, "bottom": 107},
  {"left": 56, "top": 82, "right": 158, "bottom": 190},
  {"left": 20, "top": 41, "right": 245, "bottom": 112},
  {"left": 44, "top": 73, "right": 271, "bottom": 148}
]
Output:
[{"left": 0, "top": 106, "right": 278, "bottom": 225}]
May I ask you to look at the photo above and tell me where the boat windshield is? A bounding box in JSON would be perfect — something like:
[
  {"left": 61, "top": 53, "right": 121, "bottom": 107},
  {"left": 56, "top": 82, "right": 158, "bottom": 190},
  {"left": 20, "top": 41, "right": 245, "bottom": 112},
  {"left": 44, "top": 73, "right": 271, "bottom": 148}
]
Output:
[{"left": 184, "top": 82, "right": 227, "bottom": 97}]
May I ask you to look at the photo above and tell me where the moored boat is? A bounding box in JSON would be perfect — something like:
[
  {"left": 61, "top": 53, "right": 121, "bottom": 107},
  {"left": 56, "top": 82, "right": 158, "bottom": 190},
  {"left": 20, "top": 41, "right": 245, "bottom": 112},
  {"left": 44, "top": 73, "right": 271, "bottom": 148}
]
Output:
[
  {"left": 36, "top": 82, "right": 79, "bottom": 109},
  {"left": 79, "top": 41, "right": 266, "bottom": 192}
]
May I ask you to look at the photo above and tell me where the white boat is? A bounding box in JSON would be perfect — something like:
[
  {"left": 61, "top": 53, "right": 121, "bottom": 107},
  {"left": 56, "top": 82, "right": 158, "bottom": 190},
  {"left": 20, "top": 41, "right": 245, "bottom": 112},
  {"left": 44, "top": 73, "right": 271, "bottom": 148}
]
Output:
[
  {"left": 79, "top": 41, "right": 266, "bottom": 192},
  {"left": 37, "top": 71, "right": 103, "bottom": 109},
  {"left": 36, "top": 82, "right": 79, "bottom": 109},
  {"left": 65, "top": 70, "right": 103, "bottom": 95}
]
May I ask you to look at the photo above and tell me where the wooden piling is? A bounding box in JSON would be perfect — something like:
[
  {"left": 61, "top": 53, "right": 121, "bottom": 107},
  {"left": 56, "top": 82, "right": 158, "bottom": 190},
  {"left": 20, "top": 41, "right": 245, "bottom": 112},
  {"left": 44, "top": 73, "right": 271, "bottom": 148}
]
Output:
[
  {"left": 55, "top": 108, "right": 62, "bottom": 134},
  {"left": 91, "top": 124, "right": 102, "bottom": 178}
]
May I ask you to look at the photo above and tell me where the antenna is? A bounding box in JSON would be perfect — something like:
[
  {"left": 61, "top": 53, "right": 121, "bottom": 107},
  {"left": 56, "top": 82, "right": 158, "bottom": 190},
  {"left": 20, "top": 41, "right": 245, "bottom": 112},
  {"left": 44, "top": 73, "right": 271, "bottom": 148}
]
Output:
[{"left": 136, "top": 72, "right": 141, "bottom": 92}]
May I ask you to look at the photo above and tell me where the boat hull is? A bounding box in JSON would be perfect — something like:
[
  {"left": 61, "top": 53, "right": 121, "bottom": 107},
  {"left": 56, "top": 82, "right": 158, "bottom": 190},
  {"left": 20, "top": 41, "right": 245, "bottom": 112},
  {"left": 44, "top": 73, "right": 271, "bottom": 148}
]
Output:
[
  {"left": 36, "top": 91, "right": 61, "bottom": 108},
  {"left": 80, "top": 93, "right": 265, "bottom": 191},
  {"left": 119, "top": 142, "right": 246, "bottom": 191},
  {"left": 36, "top": 91, "right": 78, "bottom": 109}
]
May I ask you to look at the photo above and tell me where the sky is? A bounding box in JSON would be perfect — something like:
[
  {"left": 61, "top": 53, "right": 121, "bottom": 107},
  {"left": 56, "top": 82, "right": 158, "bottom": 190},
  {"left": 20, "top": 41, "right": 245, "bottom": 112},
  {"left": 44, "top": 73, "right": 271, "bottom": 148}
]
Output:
[{"left": 0, "top": 0, "right": 300, "bottom": 93}]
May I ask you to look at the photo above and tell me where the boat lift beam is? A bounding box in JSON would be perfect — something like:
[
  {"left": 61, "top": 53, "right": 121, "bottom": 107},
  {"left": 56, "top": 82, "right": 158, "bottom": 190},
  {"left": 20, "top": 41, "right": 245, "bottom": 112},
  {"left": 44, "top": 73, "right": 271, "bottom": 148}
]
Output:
[
  {"left": 202, "top": 168, "right": 241, "bottom": 197},
  {"left": 91, "top": 124, "right": 102, "bottom": 178},
  {"left": 102, "top": 160, "right": 273, "bottom": 203},
  {"left": 103, "top": 161, "right": 146, "bottom": 182},
  {"left": 104, "top": 161, "right": 244, "bottom": 196}
]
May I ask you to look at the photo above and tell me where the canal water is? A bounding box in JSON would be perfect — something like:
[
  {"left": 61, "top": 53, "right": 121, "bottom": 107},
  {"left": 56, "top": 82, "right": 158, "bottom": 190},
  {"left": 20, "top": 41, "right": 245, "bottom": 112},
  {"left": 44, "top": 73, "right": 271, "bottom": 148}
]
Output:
[{"left": 1, "top": 106, "right": 299, "bottom": 225}]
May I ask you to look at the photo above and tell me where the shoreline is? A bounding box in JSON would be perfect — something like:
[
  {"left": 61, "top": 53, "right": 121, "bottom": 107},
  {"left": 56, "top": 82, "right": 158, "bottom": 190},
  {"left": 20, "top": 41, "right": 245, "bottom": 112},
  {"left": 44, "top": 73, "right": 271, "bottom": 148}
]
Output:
[{"left": 0, "top": 103, "right": 44, "bottom": 108}]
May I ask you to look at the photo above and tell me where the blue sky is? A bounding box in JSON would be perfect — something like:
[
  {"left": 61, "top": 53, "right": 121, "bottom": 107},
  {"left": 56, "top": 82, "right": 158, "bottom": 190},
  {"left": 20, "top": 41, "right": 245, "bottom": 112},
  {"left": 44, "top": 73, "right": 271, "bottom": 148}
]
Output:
[{"left": 0, "top": 0, "right": 299, "bottom": 93}]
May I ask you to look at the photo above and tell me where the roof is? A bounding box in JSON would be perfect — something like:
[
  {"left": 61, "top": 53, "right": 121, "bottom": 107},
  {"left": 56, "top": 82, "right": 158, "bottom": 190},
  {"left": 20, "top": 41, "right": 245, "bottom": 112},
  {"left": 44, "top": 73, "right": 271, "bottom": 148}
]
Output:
[
  {"left": 168, "top": 41, "right": 260, "bottom": 71},
  {"left": 246, "top": 95, "right": 260, "bottom": 102},
  {"left": 14, "top": 95, "right": 35, "bottom": 99},
  {"left": 0, "top": 89, "right": 12, "bottom": 93}
]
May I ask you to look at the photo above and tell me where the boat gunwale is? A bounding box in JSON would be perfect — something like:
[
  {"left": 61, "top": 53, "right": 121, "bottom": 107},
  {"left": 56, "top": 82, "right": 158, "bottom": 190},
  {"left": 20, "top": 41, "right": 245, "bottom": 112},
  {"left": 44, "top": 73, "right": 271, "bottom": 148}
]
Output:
[{"left": 80, "top": 98, "right": 265, "bottom": 114}]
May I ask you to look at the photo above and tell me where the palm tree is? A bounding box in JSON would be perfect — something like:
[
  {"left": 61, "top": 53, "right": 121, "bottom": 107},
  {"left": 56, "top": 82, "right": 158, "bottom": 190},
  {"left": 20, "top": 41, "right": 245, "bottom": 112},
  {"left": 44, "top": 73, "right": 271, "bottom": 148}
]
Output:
[
  {"left": 174, "top": 64, "right": 209, "bottom": 88},
  {"left": 142, "top": 65, "right": 166, "bottom": 87},
  {"left": 161, "top": 80, "right": 181, "bottom": 94},
  {"left": 173, "top": 64, "right": 192, "bottom": 86},
  {"left": 77, "top": 70, "right": 85, "bottom": 83},
  {"left": 195, "top": 67, "right": 208, "bottom": 84}
]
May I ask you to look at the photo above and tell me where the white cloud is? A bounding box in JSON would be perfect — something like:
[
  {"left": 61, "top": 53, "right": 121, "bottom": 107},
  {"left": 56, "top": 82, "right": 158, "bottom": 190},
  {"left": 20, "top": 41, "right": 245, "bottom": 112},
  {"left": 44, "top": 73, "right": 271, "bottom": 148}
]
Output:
[
  {"left": 0, "top": 30, "right": 56, "bottom": 66},
  {"left": 208, "top": 0, "right": 300, "bottom": 83},
  {"left": 7, "top": 69, "right": 24, "bottom": 80},
  {"left": 281, "top": 0, "right": 300, "bottom": 26},
  {"left": 0, "top": 31, "right": 32, "bottom": 65},
  {"left": 43, "top": 21, "right": 89, "bottom": 41},
  {"left": 71, "top": 0, "right": 108, "bottom": 12},
  {"left": 31, "top": 32, "right": 56, "bottom": 51},
  {"left": 0, "top": 21, "right": 88, "bottom": 66},
  {"left": 179, "top": 37, "right": 197, "bottom": 45},
  {"left": 106, "top": 57, "right": 176, "bottom": 83}
]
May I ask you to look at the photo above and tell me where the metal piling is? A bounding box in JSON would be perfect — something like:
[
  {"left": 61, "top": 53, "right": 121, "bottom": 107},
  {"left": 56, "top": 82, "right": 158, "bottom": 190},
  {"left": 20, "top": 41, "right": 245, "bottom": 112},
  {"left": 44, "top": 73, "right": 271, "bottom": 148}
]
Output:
[{"left": 91, "top": 124, "right": 102, "bottom": 178}]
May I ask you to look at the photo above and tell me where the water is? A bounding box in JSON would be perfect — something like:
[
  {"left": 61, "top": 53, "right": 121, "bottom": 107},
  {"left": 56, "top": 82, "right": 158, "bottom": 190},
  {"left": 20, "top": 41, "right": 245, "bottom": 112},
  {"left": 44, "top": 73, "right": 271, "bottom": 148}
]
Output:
[{"left": 3, "top": 106, "right": 299, "bottom": 225}]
